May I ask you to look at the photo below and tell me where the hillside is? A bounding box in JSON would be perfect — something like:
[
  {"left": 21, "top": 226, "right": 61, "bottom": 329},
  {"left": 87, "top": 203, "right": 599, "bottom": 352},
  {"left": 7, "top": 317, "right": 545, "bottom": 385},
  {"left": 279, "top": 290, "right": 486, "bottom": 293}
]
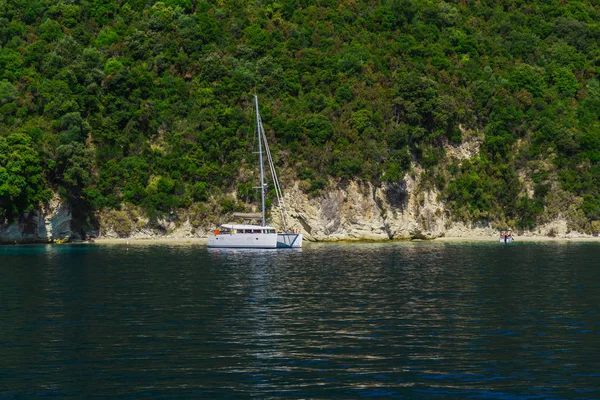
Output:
[{"left": 1, "top": 0, "right": 600, "bottom": 238}]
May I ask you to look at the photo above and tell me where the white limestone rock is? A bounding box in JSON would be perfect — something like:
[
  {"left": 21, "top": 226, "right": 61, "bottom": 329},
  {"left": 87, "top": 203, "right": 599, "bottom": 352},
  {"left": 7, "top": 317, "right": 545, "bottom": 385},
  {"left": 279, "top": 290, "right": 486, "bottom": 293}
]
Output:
[{"left": 0, "top": 196, "right": 72, "bottom": 243}]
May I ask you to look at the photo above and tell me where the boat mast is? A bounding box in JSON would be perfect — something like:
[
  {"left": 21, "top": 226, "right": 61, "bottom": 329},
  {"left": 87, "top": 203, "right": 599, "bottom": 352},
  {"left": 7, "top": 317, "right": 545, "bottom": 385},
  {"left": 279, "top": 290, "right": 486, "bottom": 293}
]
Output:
[{"left": 255, "top": 94, "right": 266, "bottom": 227}]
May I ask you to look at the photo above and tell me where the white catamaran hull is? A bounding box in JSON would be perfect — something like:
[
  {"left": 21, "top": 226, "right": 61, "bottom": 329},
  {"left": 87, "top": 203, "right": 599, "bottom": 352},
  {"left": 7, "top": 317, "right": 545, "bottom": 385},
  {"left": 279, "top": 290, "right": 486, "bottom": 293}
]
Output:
[
  {"left": 277, "top": 233, "right": 302, "bottom": 248},
  {"left": 208, "top": 233, "right": 278, "bottom": 248}
]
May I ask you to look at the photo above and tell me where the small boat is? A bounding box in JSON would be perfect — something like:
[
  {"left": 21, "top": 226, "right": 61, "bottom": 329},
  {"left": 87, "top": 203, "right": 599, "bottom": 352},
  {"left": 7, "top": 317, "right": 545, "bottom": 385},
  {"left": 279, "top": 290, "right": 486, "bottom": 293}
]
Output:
[
  {"left": 499, "top": 229, "right": 514, "bottom": 243},
  {"left": 207, "top": 95, "right": 302, "bottom": 249}
]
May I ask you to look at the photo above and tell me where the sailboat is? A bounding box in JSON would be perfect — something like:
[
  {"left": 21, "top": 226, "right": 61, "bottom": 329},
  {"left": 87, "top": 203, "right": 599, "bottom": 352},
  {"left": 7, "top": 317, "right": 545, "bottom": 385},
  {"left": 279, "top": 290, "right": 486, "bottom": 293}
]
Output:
[{"left": 207, "top": 95, "right": 302, "bottom": 249}]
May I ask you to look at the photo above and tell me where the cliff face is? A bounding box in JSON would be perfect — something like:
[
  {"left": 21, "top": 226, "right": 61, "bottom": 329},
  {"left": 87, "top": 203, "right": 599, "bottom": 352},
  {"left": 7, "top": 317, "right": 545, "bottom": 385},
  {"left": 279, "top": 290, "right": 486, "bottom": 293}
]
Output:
[
  {"left": 5, "top": 173, "right": 594, "bottom": 244},
  {"left": 93, "top": 175, "right": 460, "bottom": 241},
  {"left": 4, "top": 181, "right": 594, "bottom": 243},
  {"left": 0, "top": 196, "right": 72, "bottom": 244},
  {"left": 275, "top": 178, "right": 595, "bottom": 241},
  {"left": 275, "top": 178, "right": 428, "bottom": 241},
  {"left": 269, "top": 135, "right": 497, "bottom": 241},
  {"left": 273, "top": 173, "right": 498, "bottom": 241},
  {"left": 76, "top": 123, "right": 595, "bottom": 241},
  {"left": 91, "top": 171, "right": 596, "bottom": 242}
]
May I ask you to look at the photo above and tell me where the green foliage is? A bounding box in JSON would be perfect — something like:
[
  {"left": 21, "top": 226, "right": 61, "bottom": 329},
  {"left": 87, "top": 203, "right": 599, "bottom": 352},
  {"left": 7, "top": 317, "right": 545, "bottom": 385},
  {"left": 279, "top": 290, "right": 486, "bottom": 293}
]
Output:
[
  {"left": 552, "top": 67, "right": 578, "bottom": 97},
  {"left": 303, "top": 114, "right": 333, "bottom": 145},
  {"left": 38, "top": 19, "right": 63, "bottom": 42},
  {"left": 245, "top": 24, "right": 270, "bottom": 53},
  {"left": 509, "top": 65, "right": 546, "bottom": 97},
  {"left": 104, "top": 57, "right": 123, "bottom": 75},
  {"left": 0, "top": 134, "right": 51, "bottom": 221},
  {"left": 55, "top": 142, "right": 93, "bottom": 190},
  {"left": 0, "top": 48, "right": 24, "bottom": 81},
  {"left": 165, "top": 0, "right": 193, "bottom": 12},
  {"left": 516, "top": 196, "right": 545, "bottom": 230},
  {"left": 0, "top": 0, "right": 599, "bottom": 232},
  {"left": 445, "top": 158, "right": 521, "bottom": 222},
  {"left": 309, "top": 177, "right": 326, "bottom": 193},
  {"left": 388, "top": 0, "right": 418, "bottom": 27},
  {"left": 335, "top": 84, "right": 353, "bottom": 103},
  {"left": 192, "top": 182, "right": 209, "bottom": 202},
  {"left": 96, "top": 29, "right": 120, "bottom": 47},
  {"left": 0, "top": 80, "right": 16, "bottom": 103},
  {"left": 88, "top": 0, "right": 119, "bottom": 25},
  {"left": 350, "top": 110, "right": 372, "bottom": 134}
]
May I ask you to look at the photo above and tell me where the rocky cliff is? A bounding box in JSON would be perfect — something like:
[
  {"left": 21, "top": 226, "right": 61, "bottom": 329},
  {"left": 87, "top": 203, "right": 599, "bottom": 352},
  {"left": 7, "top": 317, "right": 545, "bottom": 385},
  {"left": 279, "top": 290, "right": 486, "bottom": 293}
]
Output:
[
  {"left": 274, "top": 172, "right": 501, "bottom": 241},
  {"left": 274, "top": 179, "right": 592, "bottom": 241},
  {"left": 93, "top": 172, "right": 597, "bottom": 242},
  {"left": 94, "top": 174, "right": 456, "bottom": 241},
  {"left": 4, "top": 175, "right": 595, "bottom": 244},
  {"left": 0, "top": 196, "right": 72, "bottom": 244}
]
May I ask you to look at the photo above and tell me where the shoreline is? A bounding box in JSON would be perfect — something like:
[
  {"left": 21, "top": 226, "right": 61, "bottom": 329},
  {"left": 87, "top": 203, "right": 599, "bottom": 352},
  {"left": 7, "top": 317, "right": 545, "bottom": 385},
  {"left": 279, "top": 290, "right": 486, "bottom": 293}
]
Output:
[
  {"left": 3, "top": 235, "right": 600, "bottom": 246},
  {"left": 84, "top": 235, "right": 600, "bottom": 245},
  {"left": 433, "top": 235, "right": 600, "bottom": 242},
  {"left": 89, "top": 237, "right": 209, "bottom": 245}
]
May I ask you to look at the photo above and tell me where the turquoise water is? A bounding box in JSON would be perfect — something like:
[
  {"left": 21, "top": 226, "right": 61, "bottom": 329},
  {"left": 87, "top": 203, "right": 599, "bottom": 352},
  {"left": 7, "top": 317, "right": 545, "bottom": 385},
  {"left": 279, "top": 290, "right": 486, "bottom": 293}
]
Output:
[{"left": 1, "top": 242, "right": 599, "bottom": 398}]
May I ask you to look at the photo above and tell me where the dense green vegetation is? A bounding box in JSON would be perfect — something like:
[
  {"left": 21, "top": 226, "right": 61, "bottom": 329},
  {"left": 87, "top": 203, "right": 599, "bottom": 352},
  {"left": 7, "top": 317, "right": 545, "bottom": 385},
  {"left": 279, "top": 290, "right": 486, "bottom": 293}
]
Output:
[{"left": 1, "top": 0, "right": 599, "bottom": 233}]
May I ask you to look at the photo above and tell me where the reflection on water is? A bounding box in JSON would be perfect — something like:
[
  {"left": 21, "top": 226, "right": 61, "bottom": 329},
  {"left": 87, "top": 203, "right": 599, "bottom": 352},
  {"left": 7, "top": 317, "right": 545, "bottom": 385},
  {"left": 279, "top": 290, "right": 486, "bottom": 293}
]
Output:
[{"left": 1, "top": 242, "right": 599, "bottom": 398}]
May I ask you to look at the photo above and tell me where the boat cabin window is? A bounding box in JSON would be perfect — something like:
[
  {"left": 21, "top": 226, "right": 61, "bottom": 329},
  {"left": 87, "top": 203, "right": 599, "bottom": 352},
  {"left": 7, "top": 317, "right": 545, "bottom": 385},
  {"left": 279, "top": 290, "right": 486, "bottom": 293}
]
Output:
[{"left": 227, "top": 228, "right": 276, "bottom": 234}]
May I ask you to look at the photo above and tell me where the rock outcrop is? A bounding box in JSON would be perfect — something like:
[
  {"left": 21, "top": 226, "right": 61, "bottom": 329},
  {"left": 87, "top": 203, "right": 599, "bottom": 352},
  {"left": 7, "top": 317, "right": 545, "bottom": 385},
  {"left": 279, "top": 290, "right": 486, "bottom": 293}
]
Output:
[
  {"left": 273, "top": 174, "right": 454, "bottom": 241},
  {"left": 10, "top": 176, "right": 592, "bottom": 244},
  {"left": 93, "top": 174, "right": 596, "bottom": 242},
  {"left": 0, "top": 196, "right": 72, "bottom": 244},
  {"left": 274, "top": 178, "right": 596, "bottom": 241}
]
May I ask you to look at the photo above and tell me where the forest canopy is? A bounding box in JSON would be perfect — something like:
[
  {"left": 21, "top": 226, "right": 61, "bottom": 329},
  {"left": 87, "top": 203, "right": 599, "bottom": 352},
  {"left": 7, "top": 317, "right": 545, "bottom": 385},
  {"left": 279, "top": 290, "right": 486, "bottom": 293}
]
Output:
[{"left": 1, "top": 0, "right": 599, "bottom": 233}]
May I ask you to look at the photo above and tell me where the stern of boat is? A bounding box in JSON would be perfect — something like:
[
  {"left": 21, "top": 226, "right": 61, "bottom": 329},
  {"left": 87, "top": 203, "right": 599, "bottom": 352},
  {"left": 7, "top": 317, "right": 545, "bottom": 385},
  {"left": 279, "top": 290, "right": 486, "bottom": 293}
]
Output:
[{"left": 277, "top": 233, "right": 302, "bottom": 248}]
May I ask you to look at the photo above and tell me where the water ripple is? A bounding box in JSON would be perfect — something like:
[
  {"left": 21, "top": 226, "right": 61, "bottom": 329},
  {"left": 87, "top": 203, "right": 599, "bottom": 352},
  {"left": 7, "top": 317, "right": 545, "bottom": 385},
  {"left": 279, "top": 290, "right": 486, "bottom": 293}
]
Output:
[{"left": 0, "top": 242, "right": 599, "bottom": 398}]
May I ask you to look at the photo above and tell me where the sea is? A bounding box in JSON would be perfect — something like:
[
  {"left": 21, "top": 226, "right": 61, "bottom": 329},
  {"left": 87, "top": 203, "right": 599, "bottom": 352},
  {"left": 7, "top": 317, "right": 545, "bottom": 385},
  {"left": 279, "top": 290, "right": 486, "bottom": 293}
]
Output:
[{"left": 1, "top": 242, "right": 599, "bottom": 399}]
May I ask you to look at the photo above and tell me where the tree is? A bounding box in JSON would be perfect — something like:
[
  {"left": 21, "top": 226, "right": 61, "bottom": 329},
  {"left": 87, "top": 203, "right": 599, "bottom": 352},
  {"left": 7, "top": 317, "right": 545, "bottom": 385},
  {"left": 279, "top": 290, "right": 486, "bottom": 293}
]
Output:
[{"left": 0, "top": 134, "right": 51, "bottom": 221}]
